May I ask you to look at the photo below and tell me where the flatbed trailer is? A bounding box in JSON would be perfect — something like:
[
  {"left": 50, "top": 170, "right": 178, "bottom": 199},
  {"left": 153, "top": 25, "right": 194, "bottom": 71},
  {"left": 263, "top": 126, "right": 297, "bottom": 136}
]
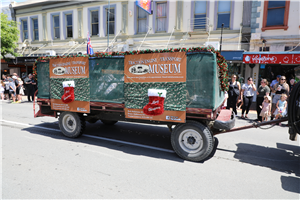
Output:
[{"left": 33, "top": 47, "right": 299, "bottom": 162}]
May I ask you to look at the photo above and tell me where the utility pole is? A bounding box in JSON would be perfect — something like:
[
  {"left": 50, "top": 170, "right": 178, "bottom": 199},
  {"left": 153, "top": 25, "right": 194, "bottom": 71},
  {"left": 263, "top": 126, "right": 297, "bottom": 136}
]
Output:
[{"left": 220, "top": 23, "right": 224, "bottom": 53}]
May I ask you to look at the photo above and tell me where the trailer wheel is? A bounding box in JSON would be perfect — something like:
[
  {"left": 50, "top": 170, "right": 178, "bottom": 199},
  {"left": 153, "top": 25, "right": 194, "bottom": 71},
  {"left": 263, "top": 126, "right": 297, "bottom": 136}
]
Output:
[
  {"left": 59, "top": 112, "right": 85, "bottom": 138},
  {"left": 101, "top": 120, "right": 118, "bottom": 125},
  {"left": 171, "top": 121, "right": 214, "bottom": 162}
]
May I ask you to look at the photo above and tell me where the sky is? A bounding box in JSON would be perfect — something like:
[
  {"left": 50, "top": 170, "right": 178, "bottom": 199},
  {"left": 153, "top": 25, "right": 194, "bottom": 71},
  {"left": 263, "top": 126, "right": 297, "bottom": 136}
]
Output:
[{"left": 2, "top": 0, "right": 27, "bottom": 8}]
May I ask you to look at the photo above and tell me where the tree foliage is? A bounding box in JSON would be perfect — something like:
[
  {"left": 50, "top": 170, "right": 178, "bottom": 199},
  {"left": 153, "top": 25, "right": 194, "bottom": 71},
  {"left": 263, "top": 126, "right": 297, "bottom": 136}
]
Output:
[{"left": 1, "top": 13, "right": 19, "bottom": 60}]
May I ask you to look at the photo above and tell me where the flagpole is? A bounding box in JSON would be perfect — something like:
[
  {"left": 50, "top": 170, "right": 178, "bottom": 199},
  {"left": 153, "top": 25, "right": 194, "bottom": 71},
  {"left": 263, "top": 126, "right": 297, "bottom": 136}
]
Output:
[{"left": 107, "top": 0, "right": 110, "bottom": 51}]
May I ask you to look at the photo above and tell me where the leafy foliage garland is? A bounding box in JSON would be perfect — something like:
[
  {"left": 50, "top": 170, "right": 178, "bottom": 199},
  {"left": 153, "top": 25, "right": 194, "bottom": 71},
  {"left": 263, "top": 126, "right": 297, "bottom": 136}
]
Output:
[{"left": 33, "top": 46, "right": 229, "bottom": 91}]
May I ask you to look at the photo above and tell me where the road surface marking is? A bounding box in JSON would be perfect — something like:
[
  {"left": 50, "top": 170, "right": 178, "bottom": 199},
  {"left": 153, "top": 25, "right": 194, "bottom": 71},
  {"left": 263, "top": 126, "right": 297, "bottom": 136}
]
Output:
[{"left": 1, "top": 119, "right": 175, "bottom": 154}]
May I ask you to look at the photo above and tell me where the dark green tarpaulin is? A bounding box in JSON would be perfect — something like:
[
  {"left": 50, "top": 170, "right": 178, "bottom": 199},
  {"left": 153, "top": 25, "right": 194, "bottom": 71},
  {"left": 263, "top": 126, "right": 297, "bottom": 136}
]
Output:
[{"left": 36, "top": 52, "right": 224, "bottom": 110}]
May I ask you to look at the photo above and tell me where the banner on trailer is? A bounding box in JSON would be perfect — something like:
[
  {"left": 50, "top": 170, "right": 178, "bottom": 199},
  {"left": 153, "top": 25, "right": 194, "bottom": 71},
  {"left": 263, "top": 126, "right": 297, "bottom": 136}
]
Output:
[
  {"left": 124, "top": 52, "right": 186, "bottom": 83},
  {"left": 125, "top": 108, "right": 186, "bottom": 123},
  {"left": 124, "top": 52, "right": 187, "bottom": 123},
  {"left": 51, "top": 99, "right": 90, "bottom": 113},
  {"left": 49, "top": 57, "right": 89, "bottom": 79},
  {"left": 50, "top": 57, "right": 90, "bottom": 113}
]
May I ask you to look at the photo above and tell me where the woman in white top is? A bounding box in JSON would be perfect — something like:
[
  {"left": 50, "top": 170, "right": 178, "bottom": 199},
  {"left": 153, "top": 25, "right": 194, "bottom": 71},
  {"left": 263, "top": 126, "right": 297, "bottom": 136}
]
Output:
[
  {"left": 241, "top": 77, "right": 257, "bottom": 119},
  {"left": 17, "top": 78, "right": 24, "bottom": 103},
  {"left": 0, "top": 80, "right": 4, "bottom": 100}
]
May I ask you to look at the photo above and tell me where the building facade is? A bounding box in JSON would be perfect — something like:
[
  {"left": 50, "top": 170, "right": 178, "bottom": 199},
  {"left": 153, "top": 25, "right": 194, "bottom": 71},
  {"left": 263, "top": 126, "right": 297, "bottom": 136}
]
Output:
[
  {"left": 244, "top": 0, "right": 300, "bottom": 101},
  {"left": 5, "top": 0, "right": 249, "bottom": 77}
]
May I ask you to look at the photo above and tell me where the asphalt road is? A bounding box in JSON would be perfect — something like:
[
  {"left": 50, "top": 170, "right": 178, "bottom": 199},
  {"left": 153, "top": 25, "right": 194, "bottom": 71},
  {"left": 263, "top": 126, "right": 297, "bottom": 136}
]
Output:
[{"left": 1, "top": 100, "right": 299, "bottom": 199}]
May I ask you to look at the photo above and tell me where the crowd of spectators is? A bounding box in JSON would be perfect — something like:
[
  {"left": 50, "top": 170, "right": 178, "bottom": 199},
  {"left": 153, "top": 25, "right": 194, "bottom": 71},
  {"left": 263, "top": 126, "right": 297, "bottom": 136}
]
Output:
[
  {"left": 1, "top": 73, "right": 37, "bottom": 103},
  {"left": 224, "top": 74, "right": 296, "bottom": 125}
]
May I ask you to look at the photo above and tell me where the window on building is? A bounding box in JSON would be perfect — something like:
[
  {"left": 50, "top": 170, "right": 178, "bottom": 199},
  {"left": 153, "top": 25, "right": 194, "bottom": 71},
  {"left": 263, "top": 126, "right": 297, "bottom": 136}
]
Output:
[
  {"left": 259, "top": 47, "right": 270, "bottom": 51},
  {"left": 66, "top": 14, "right": 72, "bottom": 38},
  {"left": 53, "top": 15, "right": 60, "bottom": 39},
  {"left": 137, "top": 7, "right": 147, "bottom": 33},
  {"left": 194, "top": 1, "right": 206, "bottom": 30},
  {"left": 176, "top": 1, "right": 183, "bottom": 30},
  {"left": 262, "top": 1, "right": 290, "bottom": 31},
  {"left": 91, "top": 10, "right": 99, "bottom": 36},
  {"left": 32, "top": 18, "right": 39, "bottom": 41},
  {"left": 22, "top": 20, "right": 28, "bottom": 41},
  {"left": 106, "top": 8, "right": 115, "bottom": 35},
  {"left": 217, "top": 1, "right": 231, "bottom": 28},
  {"left": 122, "top": 4, "right": 127, "bottom": 33},
  {"left": 156, "top": 2, "right": 167, "bottom": 32},
  {"left": 285, "top": 46, "right": 300, "bottom": 51}
]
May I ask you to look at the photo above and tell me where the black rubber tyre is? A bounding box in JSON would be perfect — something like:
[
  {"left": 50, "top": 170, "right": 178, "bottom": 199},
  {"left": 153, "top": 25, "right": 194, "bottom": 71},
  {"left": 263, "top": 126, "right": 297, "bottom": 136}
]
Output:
[
  {"left": 101, "top": 120, "right": 118, "bottom": 125},
  {"left": 59, "top": 112, "right": 85, "bottom": 138},
  {"left": 171, "top": 121, "right": 214, "bottom": 162}
]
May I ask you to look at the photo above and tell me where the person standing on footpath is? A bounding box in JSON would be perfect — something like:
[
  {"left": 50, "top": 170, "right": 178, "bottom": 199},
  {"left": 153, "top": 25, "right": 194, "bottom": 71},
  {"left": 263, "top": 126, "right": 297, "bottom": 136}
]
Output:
[
  {"left": 0, "top": 80, "right": 5, "bottom": 100},
  {"left": 17, "top": 77, "right": 24, "bottom": 103},
  {"left": 12, "top": 75, "right": 20, "bottom": 102},
  {"left": 241, "top": 77, "right": 256, "bottom": 119},
  {"left": 270, "top": 75, "right": 281, "bottom": 100},
  {"left": 8, "top": 78, "right": 16, "bottom": 103},
  {"left": 24, "top": 74, "right": 36, "bottom": 102},
  {"left": 226, "top": 74, "right": 241, "bottom": 116},
  {"left": 271, "top": 76, "right": 289, "bottom": 119},
  {"left": 2, "top": 75, "right": 10, "bottom": 100},
  {"left": 256, "top": 79, "right": 270, "bottom": 121}
]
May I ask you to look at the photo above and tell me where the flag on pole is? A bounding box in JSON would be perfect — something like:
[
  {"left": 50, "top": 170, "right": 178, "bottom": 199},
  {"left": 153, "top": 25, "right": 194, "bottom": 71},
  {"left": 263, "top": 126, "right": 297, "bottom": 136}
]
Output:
[{"left": 87, "top": 32, "right": 94, "bottom": 55}]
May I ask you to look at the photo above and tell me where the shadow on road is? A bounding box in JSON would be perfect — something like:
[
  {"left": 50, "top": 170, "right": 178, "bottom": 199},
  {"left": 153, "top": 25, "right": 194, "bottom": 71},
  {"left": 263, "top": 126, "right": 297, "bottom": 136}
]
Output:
[
  {"left": 232, "top": 143, "right": 300, "bottom": 194},
  {"left": 21, "top": 121, "right": 218, "bottom": 164}
]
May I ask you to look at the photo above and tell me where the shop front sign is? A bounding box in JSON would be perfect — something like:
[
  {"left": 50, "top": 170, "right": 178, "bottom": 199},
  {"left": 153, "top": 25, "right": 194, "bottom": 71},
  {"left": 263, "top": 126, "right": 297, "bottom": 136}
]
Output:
[{"left": 243, "top": 53, "right": 300, "bottom": 64}]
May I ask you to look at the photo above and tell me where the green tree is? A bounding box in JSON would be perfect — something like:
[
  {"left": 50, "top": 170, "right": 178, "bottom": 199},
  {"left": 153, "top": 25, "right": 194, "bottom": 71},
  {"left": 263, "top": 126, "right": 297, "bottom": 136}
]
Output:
[{"left": 1, "top": 12, "right": 19, "bottom": 60}]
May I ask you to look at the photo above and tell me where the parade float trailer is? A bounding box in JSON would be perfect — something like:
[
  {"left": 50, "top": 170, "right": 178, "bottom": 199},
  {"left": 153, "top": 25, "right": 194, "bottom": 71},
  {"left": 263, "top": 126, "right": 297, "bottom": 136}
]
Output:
[{"left": 33, "top": 47, "right": 236, "bottom": 162}]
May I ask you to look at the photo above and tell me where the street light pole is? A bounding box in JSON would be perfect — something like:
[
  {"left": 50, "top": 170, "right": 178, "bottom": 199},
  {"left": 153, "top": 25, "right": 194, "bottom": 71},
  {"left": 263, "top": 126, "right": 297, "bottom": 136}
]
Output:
[{"left": 220, "top": 23, "right": 224, "bottom": 53}]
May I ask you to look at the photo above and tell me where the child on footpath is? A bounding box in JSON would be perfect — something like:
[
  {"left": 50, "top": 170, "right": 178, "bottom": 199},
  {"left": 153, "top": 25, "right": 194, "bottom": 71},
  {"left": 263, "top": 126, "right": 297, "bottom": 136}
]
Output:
[
  {"left": 259, "top": 96, "right": 271, "bottom": 121},
  {"left": 274, "top": 94, "right": 288, "bottom": 125}
]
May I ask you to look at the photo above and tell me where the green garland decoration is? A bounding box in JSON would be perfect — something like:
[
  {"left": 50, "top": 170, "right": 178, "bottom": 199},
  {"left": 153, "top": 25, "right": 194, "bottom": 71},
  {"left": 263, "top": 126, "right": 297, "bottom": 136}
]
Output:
[{"left": 33, "top": 46, "right": 229, "bottom": 91}]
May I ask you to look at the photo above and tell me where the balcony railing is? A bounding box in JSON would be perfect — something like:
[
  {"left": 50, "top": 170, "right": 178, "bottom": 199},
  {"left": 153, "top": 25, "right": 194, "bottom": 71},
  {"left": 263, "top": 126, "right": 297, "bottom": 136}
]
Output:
[{"left": 190, "top": 16, "right": 210, "bottom": 32}]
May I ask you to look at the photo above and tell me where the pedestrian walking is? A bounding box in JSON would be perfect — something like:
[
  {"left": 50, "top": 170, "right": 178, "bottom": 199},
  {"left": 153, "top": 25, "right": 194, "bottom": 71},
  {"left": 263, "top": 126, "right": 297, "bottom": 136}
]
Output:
[
  {"left": 226, "top": 74, "right": 241, "bottom": 116},
  {"left": 241, "top": 77, "right": 256, "bottom": 119}
]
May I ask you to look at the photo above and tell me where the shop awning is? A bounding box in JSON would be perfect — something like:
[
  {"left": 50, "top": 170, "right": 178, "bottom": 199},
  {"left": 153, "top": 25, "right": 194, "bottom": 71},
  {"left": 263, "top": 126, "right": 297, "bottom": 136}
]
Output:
[
  {"left": 221, "top": 50, "right": 244, "bottom": 61},
  {"left": 243, "top": 51, "right": 300, "bottom": 64}
]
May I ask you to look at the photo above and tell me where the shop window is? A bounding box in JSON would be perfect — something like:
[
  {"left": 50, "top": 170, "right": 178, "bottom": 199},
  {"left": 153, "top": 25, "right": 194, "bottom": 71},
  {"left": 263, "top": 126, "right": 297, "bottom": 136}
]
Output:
[
  {"left": 156, "top": 2, "right": 167, "bottom": 32},
  {"left": 137, "top": 7, "right": 148, "bottom": 33},
  {"left": 194, "top": 1, "right": 206, "bottom": 30},
  {"left": 262, "top": 1, "right": 290, "bottom": 31},
  {"left": 217, "top": 1, "right": 231, "bottom": 29}
]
